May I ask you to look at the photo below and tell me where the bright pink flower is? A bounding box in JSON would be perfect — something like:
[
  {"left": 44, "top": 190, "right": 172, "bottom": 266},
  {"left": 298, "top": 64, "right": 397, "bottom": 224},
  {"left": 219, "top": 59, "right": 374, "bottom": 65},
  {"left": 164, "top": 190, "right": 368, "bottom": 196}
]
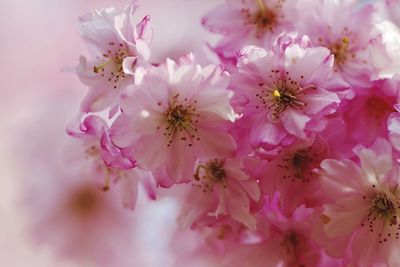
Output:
[
  {"left": 222, "top": 203, "right": 328, "bottom": 267},
  {"left": 317, "top": 139, "right": 400, "bottom": 266},
  {"left": 231, "top": 37, "right": 348, "bottom": 151},
  {"left": 76, "top": 1, "right": 152, "bottom": 117},
  {"left": 340, "top": 79, "right": 398, "bottom": 146},
  {"left": 110, "top": 56, "right": 237, "bottom": 186},
  {"left": 260, "top": 136, "right": 329, "bottom": 215},
  {"left": 178, "top": 157, "right": 261, "bottom": 230},
  {"left": 202, "top": 0, "right": 299, "bottom": 64},
  {"left": 67, "top": 115, "right": 156, "bottom": 209},
  {"left": 297, "top": 0, "right": 380, "bottom": 87}
]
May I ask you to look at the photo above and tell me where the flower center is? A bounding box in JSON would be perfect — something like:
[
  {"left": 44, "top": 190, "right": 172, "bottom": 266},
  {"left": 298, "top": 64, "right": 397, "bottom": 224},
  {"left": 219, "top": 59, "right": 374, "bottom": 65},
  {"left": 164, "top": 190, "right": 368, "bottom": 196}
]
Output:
[
  {"left": 93, "top": 42, "right": 131, "bottom": 89},
  {"left": 372, "top": 193, "right": 395, "bottom": 216},
  {"left": 241, "top": 0, "right": 282, "bottom": 37},
  {"left": 194, "top": 159, "right": 227, "bottom": 192},
  {"left": 256, "top": 70, "right": 312, "bottom": 118},
  {"left": 160, "top": 94, "right": 200, "bottom": 147},
  {"left": 209, "top": 160, "right": 226, "bottom": 181},
  {"left": 360, "top": 189, "right": 400, "bottom": 243},
  {"left": 167, "top": 105, "right": 189, "bottom": 126},
  {"left": 329, "top": 36, "right": 350, "bottom": 67},
  {"left": 291, "top": 150, "right": 313, "bottom": 178},
  {"left": 279, "top": 148, "right": 317, "bottom": 182}
]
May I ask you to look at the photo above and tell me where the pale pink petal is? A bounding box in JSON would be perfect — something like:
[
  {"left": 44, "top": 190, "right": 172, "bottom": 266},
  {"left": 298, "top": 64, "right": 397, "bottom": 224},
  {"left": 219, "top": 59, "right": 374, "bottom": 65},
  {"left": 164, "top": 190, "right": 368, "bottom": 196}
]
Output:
[
  {"left": 225, "top": 182, "right": 257, "bottom": 230},
  {"left": 303, "top": 89, "right": 340, "bottom": 115},
  {"left": 134, "top": 134, "right": 168, "bottom": 170},
  {"left": 320, "top": 159, "right": 366, "bottom": 195},
  {"left": 201, "top": 4, "right": 244, "bottom": 34},
  {"left": 195, "top": 128, "right": 236, "bottom": 159},
  {"left": 250, "top": 121, "right": 288, "bottom": 147},
  {"left": 165, "top": 135, "right": 196, "bottom": 183},
  {"left": 281, "top": 109, "right": 311, "bottom": 139}
]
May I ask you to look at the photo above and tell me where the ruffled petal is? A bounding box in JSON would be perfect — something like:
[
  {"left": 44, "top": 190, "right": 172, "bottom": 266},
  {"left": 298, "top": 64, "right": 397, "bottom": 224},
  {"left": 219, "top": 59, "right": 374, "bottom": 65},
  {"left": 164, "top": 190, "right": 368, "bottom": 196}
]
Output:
[{"left": 281, "top": 109, "right": 311, "bottom": 139}]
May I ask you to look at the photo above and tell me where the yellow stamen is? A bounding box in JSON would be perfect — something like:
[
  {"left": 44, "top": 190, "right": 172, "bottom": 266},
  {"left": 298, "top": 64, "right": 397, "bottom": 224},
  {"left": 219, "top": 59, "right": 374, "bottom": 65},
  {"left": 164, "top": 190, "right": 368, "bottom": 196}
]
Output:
[
  {"left": 273, "top": 89, "right": 281, "bottom": 98},
  {"left": 256, "top": 0, "right": 266, "bottom": 15},
  {"left": 93, "top": 59, "right": 113, "bottom": 73},
  {"left": 342, "top": 36, "right": 349, "bottom": 44}
]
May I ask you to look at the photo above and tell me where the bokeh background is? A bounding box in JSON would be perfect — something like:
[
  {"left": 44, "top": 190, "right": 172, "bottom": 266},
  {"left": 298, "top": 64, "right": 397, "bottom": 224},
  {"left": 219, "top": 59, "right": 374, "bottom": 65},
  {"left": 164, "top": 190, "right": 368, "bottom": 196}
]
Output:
[{"left": 0, "top": 0, "right": 223, "bottom": 266}]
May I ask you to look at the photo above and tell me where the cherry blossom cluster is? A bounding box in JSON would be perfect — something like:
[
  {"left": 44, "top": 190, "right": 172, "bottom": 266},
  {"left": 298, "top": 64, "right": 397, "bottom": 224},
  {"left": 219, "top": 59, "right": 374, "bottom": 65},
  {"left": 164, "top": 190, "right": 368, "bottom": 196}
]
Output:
[{"left": 65, "top": 0, "right": 400, "bottom": 266}]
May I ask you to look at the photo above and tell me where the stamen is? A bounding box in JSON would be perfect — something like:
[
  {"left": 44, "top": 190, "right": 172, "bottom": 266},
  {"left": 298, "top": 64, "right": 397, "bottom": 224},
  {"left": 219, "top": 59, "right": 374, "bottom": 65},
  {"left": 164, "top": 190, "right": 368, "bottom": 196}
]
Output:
[
  {"left": 278, "top": 148, "right": 317, "bottom": 182},
  {"left": 93, "top": 59, "right": 113, "bottom": 73},
  {"left": 330, "top": 36, "right": 350, "bottom": 66},
  {"left": 161, "top": 95, "right": 200, "bottom": 147},
  {"left": 257, "top": 72, "right": 309, "bottom": 118},
  {"left": 273, "top": 89, "right": 281, "bottom": 98},
  {"left": 360, "top": 192, "right": 400, "bottom": 243},
  {"left": 256, "top": 0, "right": 266, "bottom": 15},
  {"left": 92, "top": 42, "right": 131, "bottom": 89},
  {"left": 242, "top": 0, "right": 280, "bottom": 36},
  {"left": 193, "top": 159, "right": 227, "bottom": 192}
]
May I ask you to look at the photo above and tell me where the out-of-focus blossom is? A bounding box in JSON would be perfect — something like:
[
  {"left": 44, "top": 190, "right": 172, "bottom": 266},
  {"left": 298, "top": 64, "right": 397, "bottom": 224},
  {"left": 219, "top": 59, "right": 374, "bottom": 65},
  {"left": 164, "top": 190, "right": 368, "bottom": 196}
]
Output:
[
  {"left": 222, "top": 203, "right": 327, "bottom": 267},
  {"left": 371, "top": 1, "right": 400, "bottom": 80},
  {"left": 111, "top": 55, "right": 237, "bottom": 186},
  {"left": 67, "top": 115, "right": 156, "bottom": 209},
  {"left": 298, "top": 0, "right": 380, "bottom": 87},
  {"left": 260, "top": 136, "right": 328, "bottom": 215},
  {"left": 202, "top": 0, "right": 299, "bottom": 64},
  {"left": 25, "top": 161, "right": 139, "bottom": 267},
  {"left": 178, "top": 157, "right": 260, "bottom": 230},
  {"left": 317, "top": 139, "right": 400, "bottom": 266},
  {"left": 376, "top": 0, "right": 400, "bottom": 27},
  {"left": 340, "top": 79, "right": 398, "bottom": 146},
  {"left": 231, "top": 37, "right": 348, "bottom": 151},
  {"left": 76, "top": 1, "right": 152, "bottom": 117}
]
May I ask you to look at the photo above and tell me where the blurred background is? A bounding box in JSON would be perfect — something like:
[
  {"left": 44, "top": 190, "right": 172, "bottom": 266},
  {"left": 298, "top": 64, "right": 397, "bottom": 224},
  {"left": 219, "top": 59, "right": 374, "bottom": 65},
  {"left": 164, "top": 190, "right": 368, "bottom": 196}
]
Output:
[{"left": 0, "top": 0, "right": 222, "bottom": 266}]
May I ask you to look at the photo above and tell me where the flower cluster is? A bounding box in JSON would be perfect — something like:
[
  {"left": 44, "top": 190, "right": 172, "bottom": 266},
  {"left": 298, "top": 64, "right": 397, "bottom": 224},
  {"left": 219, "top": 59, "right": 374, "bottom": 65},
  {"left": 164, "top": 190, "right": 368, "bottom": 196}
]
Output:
[{"left": 63, "top": 0, "right": 400, "bottom": 266}]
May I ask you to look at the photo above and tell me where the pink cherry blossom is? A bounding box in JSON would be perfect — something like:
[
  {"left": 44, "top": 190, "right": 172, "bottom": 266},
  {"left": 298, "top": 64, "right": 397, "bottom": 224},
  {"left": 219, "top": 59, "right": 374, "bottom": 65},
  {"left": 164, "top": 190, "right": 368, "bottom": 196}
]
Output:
[
  {"left": 178, "top": 157, "right": 261, "bottom": 230},
  {"left": 25, "top": 162, "right": 139, "bottom": 267},
  {"left": 76, "top": 1, "right": 152, "bottom": 117},
  {"left": 297, "top": 0, "right": 380, "bottom": 87},
  {"left": 222, "top": 203, "right": 329, "bottom": 267},
  {"left": 340, "top": 79, "right": 398, "bottom": 146},
  {"left": 45, "top": 0, "right": 400, "bottom": 265},
  {"left": 110, "top": 55, "right": 237, "bottom": 186},
  {"left": 317, "top": 138, "right": 400, "bottom": 266},
  {"left": 67, "top": 115, "right": 156, "bottom": 209},
  {"left": 370, "top": 5, "right": 400, "bottom": 80},
  {"left": 231, "top": 36, "right": 348, "bottom": 151},
  {"left": 202, "top": 0, "right": 299, "bottom": 64},
  {"left": 260, "top": 136, "right": 329, "bottom": 215}
]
